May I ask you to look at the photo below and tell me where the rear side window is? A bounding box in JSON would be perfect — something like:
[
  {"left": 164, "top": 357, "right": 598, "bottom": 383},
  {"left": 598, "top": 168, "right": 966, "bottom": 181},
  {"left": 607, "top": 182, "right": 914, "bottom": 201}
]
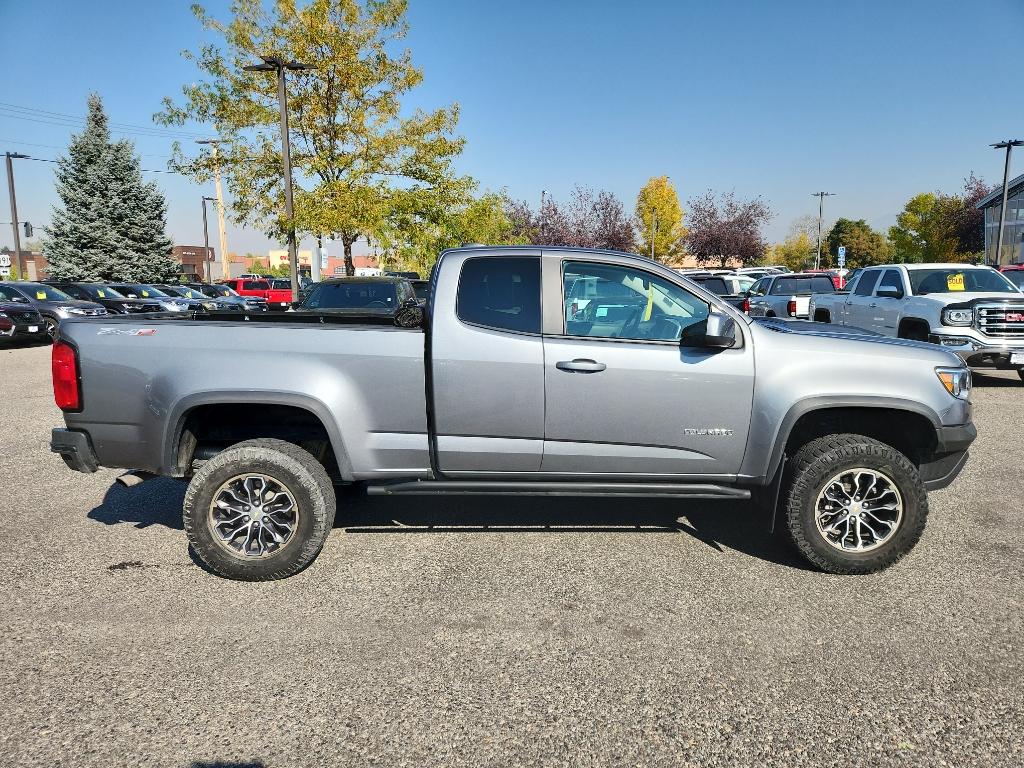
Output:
[
  {"left": 770, "top": 276, "right": 833, "bottom": 295},
  {"left": 456, "top": 257, "right": 541, "bottom": 334},
  {"left": 854, "top": 271, "right": 881, "bottom": 296},
  {"left": 243, "top": 280, "right": 270, "bottom": 291}
]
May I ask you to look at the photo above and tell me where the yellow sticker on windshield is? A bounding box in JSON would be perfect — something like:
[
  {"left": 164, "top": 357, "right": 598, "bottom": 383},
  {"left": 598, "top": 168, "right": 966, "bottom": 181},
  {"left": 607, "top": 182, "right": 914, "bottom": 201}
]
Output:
[
  {"left": 97, "top": 290, "right": 106, "bottom": 298},
  {"left": 36, "top": 291, "right": 46, "bottom": 300},
  {"left": 141, "top": 290, "right": 150, "bottom": 297},
  {"left": 947, "top": 273, "right": 965, "bottom": 291}
]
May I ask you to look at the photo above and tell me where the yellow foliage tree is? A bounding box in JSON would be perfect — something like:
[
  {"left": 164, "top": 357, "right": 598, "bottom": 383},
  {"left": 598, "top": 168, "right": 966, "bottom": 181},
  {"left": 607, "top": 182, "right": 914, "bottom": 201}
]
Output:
[{"left": 635, "top": 176, "right": 686, "bottom": 262}]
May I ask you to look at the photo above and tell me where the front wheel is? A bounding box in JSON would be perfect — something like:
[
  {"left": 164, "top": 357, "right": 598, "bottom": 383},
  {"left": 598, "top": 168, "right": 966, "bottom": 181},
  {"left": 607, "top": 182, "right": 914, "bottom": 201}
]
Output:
[
  {"left": 44, "top": 317, "right": 59, "bottom": 339},
  {"left": 1017, "top": 368, "right": 1024, "bottom": 383},
  {"left": 783, "top": 434, "right": 927, "bottom": 574},
  {"left": 183, "top": 438, "right": 336, "bottom": 581}
]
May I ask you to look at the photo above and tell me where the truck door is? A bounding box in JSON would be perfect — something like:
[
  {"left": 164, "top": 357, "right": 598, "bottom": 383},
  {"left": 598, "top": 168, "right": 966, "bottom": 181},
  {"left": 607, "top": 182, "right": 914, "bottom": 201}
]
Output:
[
  {"left": 542, "top": 258, "right": 755, "bottom": 477},
  {"left": 430, "top": 254, "right": 545, "bottom": 473},
  {"left": 871, "top": 268, "right": 906, "bottom": 336},
  {"left": 844, "top": 269, "right": 882, "bottom": 331}
]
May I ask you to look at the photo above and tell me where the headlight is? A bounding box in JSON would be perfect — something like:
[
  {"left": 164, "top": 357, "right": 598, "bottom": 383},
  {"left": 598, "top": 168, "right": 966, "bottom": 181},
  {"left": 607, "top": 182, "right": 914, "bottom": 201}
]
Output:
[
  {"left": 202, "top": 301, "right": 218, "bottom": 310},
  {"left": 942, "top": 308, "right": 973, "bottom": 326},
  {"left": 159, "top": 300, "right": 186, "bottom": 312},
  {"left": 936, "top": 367, "right": 971, "bottom": 399}
]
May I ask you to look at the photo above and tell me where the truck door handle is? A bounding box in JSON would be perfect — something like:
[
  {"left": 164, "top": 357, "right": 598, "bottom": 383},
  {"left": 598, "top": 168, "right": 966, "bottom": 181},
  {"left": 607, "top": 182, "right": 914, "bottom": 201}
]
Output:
[
  {"left": 556, "top": 359, "right": 607, "bottom": 373},
  {"left": 869, "top": 303, "right": 878, "bottom": 308}
]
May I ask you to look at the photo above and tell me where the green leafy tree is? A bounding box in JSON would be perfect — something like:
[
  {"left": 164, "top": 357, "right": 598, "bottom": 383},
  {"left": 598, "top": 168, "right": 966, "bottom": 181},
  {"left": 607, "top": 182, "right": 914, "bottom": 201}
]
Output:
[
  {"left": 636, "top": 176, "right": 686, "bottom": 262},
  {"left": 888, "top": 193, "right": 958, "bottom": 263},
  {"left": 824, "top": 218, "right": 892, "bottom": 269},
  {"left": 768, "top": 232, "right": 816, "bottom": 272},
  {"left": 157, "top": 0, "right": 472, "bottom": 276},
  {"left": 46, "top": 94, "right": 175, "bottom": 281}
]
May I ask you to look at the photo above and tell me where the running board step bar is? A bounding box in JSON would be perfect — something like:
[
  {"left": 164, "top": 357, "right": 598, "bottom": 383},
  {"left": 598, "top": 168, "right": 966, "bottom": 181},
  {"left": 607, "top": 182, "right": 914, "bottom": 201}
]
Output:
[{"left": 366, "top": 480, "right": 751, "bottom": 499}]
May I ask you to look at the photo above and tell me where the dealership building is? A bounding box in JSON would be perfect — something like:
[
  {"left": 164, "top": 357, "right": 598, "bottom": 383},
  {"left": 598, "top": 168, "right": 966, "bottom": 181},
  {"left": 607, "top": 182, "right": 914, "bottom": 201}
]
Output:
[{"left": 977, "top": 173, "right": 1024, "bottom": 265}]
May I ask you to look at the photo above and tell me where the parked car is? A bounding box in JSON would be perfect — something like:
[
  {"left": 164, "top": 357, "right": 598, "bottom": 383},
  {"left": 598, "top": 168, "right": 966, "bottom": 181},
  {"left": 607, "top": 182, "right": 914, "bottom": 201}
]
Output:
[
  {"left": 0, "top": 300, "right": 47, "bottom": 344},
  {"left": 154, "top": 284, "right": 232, "bottom": 311},
  {"left": 42, "top": 281, "right": 164, "bottom": 315},
  {"left": 719, "top": 273, "right": 756, "bottom": 297},
  {"left": 106, "top": 283, "right": 204, "bottom": 313},
  {"left": 52, "top": 245, "right": 975, "bottom": 580},
  {"left": 809, "top": 263, "right": 1024, "bottom": 379},
  {"left": 998, "top": 264, "right": 1024, "bottom": 290},
  {"left": 186, "top": 282, "right": 269, "bottom": 311},
  {"left": 679, "top": 274, "right": 747, "bottom": 310},
  {"left": 744, "top": 273, "right": 837, "bottom": 318},
  {"left": 0, "top": 281, "right": 106, "bottom": 338},
  {"left": 409, "top": 279, "right": 431, "bottom": 304},
  {"left": 220, "top": 278, "right": 293, "bottom": 310},
  {"left": 295, "top": 276, "right": 417, "bottom": 314},
  {"left": 384, "top": 270, "right": 421, "bottom": 280}
]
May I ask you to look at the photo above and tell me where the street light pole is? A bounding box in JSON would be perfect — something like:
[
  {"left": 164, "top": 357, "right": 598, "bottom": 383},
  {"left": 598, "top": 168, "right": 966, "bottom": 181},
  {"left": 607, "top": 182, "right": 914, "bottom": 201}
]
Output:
[
  {"left": 5, "top": 152, "right": 28, "bottom": 279},
  {"left": 991, "top": 140, "right": 1022, "bottom": 267},
  {"left": 201, "top": 196, "right": 216, "bottom": 282},
  {"left": 196, "top": 140, "right": 231, "bottom": 279},
  {"left": 811, "top": 192, "right": 835, "bottom": 270},
  {"left": 243, "top": 56, "right": 313, "bottom": 301}
]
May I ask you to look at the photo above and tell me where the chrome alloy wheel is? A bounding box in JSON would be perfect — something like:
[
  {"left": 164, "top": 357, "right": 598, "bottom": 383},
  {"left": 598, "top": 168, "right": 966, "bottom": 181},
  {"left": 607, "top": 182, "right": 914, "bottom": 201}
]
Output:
[
  {"left": 814, "top": 468, "right": 904, "bottom": 553},
  {"left": 208, "top": 474, "right": 300, "bottom": 558}
]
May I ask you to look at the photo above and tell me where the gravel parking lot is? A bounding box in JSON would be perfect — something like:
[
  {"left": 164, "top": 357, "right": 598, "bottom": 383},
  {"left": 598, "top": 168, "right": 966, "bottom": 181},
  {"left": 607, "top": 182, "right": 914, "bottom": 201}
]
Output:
[{"left": 2, "top": 341, "right": 1022, "bottom": 767}]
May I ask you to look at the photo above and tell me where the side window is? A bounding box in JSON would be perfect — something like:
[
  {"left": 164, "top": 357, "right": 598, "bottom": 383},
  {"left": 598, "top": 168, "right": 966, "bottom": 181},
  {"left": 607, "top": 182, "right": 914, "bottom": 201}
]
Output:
[
  {"left": 456, "top": 256, "right": 541, "bottom": 334},
  {"left": 854, "top": 270, "right": 881, "bottom": 297},
  {"left": 876, "top": 269, "right": 904, "bottom": 296},
  {"left": 748, "top": 278, "right": 767, "bottom": 296},
  {"left": 562, "top": 261, "right": 709, "bottom": 342}
]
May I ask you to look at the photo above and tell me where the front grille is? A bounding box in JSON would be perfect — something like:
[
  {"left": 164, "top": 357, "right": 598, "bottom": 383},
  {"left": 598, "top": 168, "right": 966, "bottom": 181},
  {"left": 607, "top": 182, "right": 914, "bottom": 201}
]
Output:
[
  {"left": 9, "top": 311, "right": 41, "bottom": 324},
  {"left": 976, "top": 303, "right": 1024, "bottom": 338}
]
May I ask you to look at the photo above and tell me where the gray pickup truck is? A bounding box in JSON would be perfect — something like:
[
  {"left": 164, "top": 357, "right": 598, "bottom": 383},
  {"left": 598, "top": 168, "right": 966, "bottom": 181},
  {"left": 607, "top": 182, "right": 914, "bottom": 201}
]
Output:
[{"left": 50, "top": 246, "right": 976, "bottom": 581}]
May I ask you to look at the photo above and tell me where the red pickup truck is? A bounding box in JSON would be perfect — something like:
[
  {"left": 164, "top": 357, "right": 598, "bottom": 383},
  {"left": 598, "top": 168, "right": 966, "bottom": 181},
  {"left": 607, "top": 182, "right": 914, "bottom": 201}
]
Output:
[{"left": 220, "top": 278, "right": 292, "bottom": 310}]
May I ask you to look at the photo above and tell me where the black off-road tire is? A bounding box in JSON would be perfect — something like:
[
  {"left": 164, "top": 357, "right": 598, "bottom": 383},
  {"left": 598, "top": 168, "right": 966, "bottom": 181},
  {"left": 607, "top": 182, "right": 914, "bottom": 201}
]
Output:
[
  {"left": 183, "top": 438, "right": 336, "bottom": 581},
  {"left": 1017, "top": 368, "right": 1024, "bottom": 383},
  {"left": 784, "top": 434, "right": 927, "bottom": 574}
]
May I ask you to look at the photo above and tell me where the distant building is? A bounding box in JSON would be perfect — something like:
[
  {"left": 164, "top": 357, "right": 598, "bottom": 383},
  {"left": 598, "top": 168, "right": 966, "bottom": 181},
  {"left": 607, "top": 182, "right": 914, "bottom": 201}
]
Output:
[
  {"left": 268, "top": 249, "right": 313, "bottom": 270},
  {"left": 0, "top": 249, "right": 48, "bottom": 280},
  {"left": 172, "top": 245, "right": 215, "bottom": 279},
  {"left": 976, "top": 175, "right": 1024, "bottom": 265},
  {"left": 324, "top": 254, "right": 380, "bottom": 276}
]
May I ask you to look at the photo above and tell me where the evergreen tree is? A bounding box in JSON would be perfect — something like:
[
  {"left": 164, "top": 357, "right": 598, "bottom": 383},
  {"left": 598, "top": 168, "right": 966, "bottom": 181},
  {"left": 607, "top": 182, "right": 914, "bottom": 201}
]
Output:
[{"left": 45, "top": 94, "right": 176, "bottom": 281}]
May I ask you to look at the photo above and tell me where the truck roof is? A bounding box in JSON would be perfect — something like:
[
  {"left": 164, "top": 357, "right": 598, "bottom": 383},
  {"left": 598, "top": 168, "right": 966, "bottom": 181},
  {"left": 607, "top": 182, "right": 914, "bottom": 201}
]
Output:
[{"left": 887, "top": 263, "right": 992, "bottom": 271}]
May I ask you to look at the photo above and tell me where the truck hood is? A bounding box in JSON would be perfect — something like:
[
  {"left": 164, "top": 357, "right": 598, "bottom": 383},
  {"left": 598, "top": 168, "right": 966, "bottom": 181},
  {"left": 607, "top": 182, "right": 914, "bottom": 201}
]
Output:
[{"left": 750, "top": 317, "right": 964, "bottom": 366}]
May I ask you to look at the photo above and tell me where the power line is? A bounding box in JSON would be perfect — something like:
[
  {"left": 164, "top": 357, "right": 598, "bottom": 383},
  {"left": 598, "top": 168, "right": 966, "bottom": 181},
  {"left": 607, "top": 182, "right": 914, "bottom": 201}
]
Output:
[
  {"left": 0, "top": 101, "right": 212, "bottom": 140},
  {"left": 18, "top": 155, "right": 180, "bottom": 175},
  {"left": 0, "top": 137, "right": 170, "bottom": 158}
]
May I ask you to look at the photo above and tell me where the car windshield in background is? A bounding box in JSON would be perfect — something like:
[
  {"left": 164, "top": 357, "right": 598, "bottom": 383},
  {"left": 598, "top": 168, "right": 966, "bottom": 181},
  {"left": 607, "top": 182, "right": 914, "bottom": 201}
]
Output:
[
  {"left": 10, "top": 283, "right": 73, "bottom": 301},
  {"left": 166, "top": 286, "right": 205, "bottom": 299},
  {"left": 770, "top": 276, "right": 836, "bottom": 295},
  {"left": 1000, "top": 270, "right": 1024, "bottom": 289},
  {"left": 410, "top": 281, "right": 430, "bottom": 301},
  {"left": 909, "top": 268, "right": 1018, "bottom": 295},
  {"left": 199, "top": 284, "right": 235, "bottom": 297},
  {"left": 304, "top": 282, "right": 398, "bottom": 309},
  {"left": 0, "top": 285, "right": 32, "bottom": 302},
  {"left": 115, "top": 284, "right": 169, "bottom": 298},
  {"left": 77, "top": 284, "right": 126, "bottom": 299},
  {"left": 689, "top": 277, "right": 730, "bottom": 295}
]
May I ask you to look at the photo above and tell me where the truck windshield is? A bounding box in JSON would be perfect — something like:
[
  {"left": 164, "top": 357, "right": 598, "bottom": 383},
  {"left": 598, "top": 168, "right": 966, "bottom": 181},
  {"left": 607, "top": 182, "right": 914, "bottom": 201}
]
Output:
[
  {"left": 770, "top": 276, "right": 835, "bottom": 295},
  {"left": 303, "top": 282, "right": 398, "bottom": 309},
  {"left": 909, "top": 268, "right": 1018, "bottom": 295}
]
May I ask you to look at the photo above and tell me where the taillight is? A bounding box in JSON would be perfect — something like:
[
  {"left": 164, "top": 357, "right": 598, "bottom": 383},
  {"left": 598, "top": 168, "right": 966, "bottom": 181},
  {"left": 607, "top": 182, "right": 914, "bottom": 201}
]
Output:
[
  {"left": 787, "top": 299, "right": 797, "bottom": 317},
  {"left": 52, "top": 341, "right": 81, "bottom": 411},
  {"left": 742, "top": 297, "right": 750, "bottom": 313}
]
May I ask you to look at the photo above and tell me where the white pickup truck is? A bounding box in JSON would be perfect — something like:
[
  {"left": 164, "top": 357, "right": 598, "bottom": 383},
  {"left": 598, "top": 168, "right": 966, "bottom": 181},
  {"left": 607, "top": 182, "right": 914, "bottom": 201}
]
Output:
[{"left": 809, "top": 263, "right": 1024, "bottom": 379}]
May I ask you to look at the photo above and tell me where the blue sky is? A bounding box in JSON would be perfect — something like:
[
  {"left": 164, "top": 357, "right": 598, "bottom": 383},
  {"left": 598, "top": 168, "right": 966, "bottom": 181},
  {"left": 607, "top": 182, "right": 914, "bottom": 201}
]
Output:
[{"left": 2, "top": 0, "right": 1022, "bottom": 257}]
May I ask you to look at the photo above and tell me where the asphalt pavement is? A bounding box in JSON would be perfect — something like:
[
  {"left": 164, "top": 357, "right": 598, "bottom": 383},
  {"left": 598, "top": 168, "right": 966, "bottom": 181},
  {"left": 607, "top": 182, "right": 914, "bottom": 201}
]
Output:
[{"left": 1, "top": 341, "right": 1022, "bottom": 767}]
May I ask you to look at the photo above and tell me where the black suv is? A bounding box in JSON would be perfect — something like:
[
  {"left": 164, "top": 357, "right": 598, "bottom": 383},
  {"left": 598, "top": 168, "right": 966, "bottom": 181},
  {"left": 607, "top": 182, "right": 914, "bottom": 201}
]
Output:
[{"left": 43, "top": 282, "right": 164, "bottom": 315}]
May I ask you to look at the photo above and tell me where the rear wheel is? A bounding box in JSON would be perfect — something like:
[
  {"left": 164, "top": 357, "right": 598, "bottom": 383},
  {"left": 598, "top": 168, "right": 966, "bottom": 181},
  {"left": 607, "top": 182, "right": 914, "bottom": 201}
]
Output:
[
  {"left": 183, "top": 438, "right": 336, "bottom": 581},
  {"left": 783, "top": 434, "right": 927, "bottom": 574},
  {"left": 1017, "top": 368, "right": 1024, "bottom": 383}
]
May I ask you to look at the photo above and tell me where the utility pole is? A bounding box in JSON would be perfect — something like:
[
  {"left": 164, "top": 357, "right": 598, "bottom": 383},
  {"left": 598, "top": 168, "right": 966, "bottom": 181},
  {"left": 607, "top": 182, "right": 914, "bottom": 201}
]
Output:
[
  {"left": 540, "top": 190, "right": 547, "bottom": 242},
  {"left": 243, "top": 56, "right": 314, "bottom": 302},
  {"left": 196, "top": 140, "right": 231, "bottom": 279},
  {"left": 201, "top": 196, "right": 216, "bottom": 282},
  {"left": 5, "top": 152, "right": 28, "bottom": 279},
  {"left": 991, "top": 140, "right": 1022, "bottom": 267},
  {"left": 811, "top": 192, "right": 835, "bottom": 270}
]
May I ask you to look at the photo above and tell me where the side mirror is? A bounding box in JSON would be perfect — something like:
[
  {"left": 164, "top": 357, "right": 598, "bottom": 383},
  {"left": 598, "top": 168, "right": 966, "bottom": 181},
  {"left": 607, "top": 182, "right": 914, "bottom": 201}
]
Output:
[
  {"left": 401, "top": 297, "right": 419, "bottom": 308},
  {"left": 682, "top": 310, "right": 737, "bottom": 349},
  {"left": 876, "top": 286, "right": 903, "bottom": 299}
]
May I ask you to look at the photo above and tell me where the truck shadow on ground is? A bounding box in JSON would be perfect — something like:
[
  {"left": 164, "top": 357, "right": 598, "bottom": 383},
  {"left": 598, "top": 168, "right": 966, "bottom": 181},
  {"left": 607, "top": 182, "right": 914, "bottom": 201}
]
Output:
[
  {"left": 972, "top": 371, "right": 1023, "bottom": 388},
  {"left": 87, "top": 479, "right": 807, "bottom": 570}
]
